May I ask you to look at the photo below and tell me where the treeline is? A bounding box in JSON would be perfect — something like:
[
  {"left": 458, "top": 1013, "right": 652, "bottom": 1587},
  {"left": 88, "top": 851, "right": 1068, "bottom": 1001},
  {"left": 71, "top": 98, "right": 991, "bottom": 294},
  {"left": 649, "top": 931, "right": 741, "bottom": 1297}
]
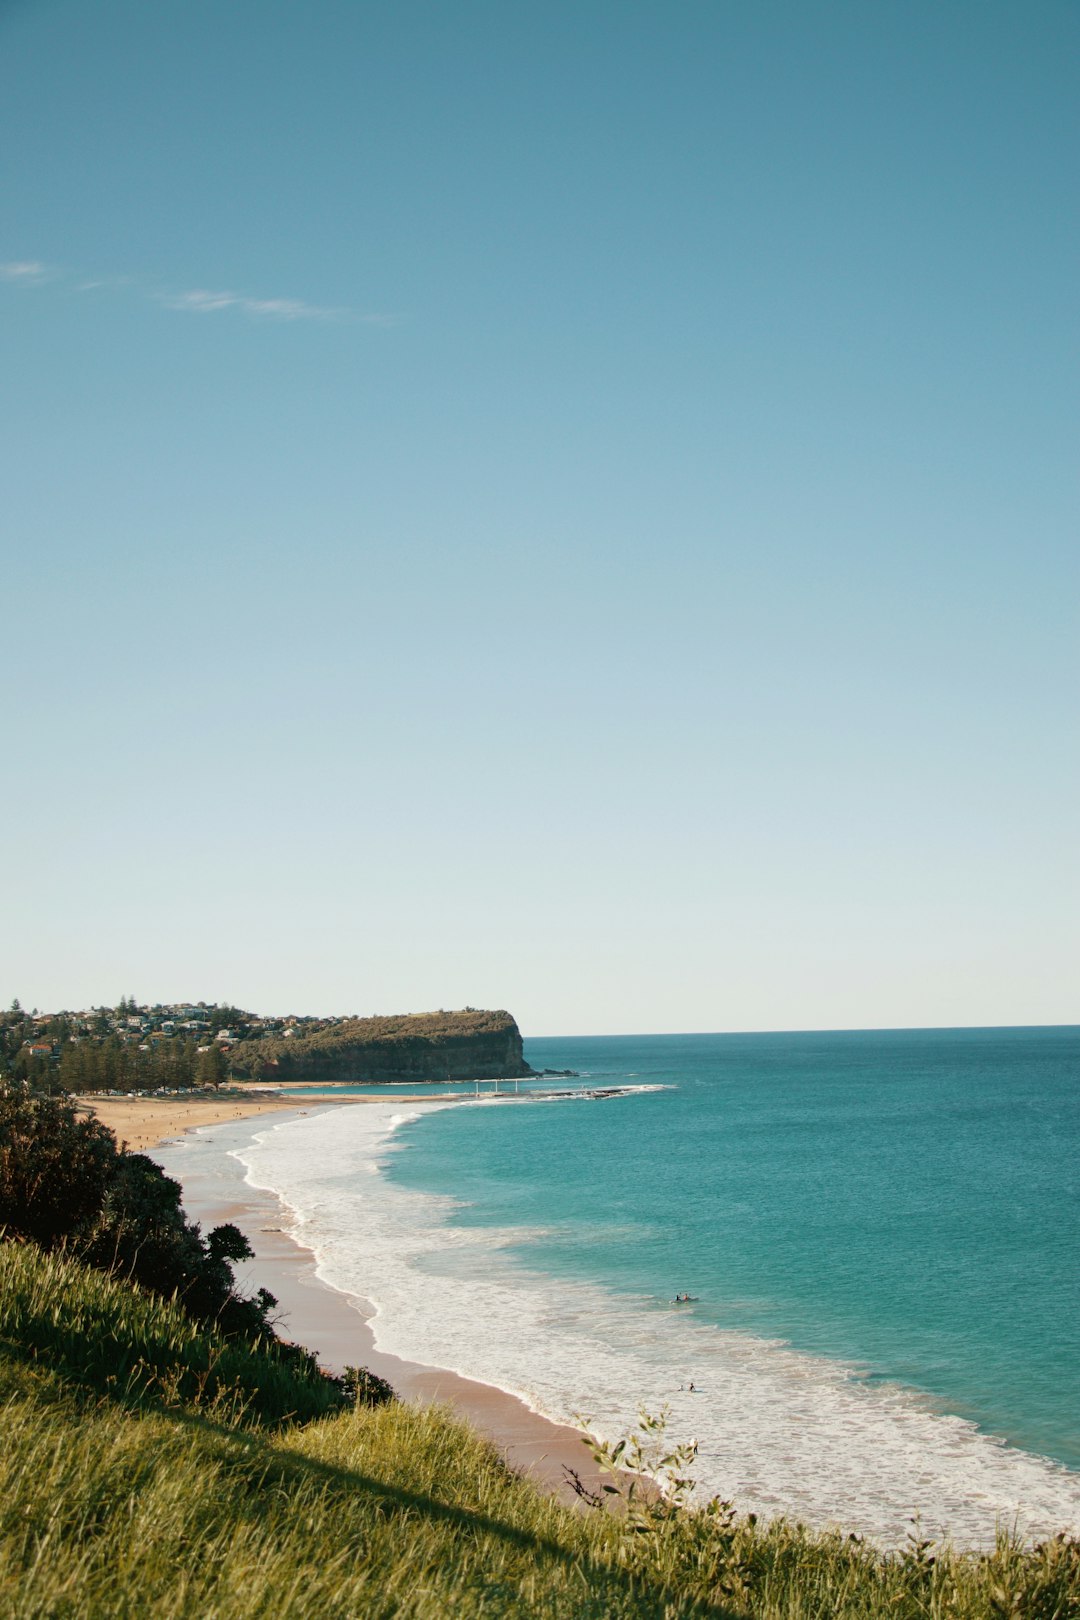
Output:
[
  {"left": 5, "top": 1038, "right": 228, "bottom": 1096},
  {"left": 57, "top": 1036, "right": 227, "bottom": 1094}
]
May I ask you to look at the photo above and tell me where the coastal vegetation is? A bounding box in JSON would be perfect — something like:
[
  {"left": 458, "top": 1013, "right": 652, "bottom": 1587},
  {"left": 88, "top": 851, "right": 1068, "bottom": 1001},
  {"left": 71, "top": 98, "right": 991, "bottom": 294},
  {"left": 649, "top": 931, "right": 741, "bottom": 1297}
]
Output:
[
  {"left": 1, "top": 1235, "right": 1077, "bottom": 1617},
  {"left": 1, "top": 1084, "right": 280, "bottom": 1342}
]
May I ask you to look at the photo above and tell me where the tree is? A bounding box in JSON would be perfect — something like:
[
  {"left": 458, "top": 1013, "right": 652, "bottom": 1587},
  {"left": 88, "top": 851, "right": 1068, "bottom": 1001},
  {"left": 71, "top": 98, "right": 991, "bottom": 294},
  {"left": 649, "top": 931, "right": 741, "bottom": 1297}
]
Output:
[
  {"left": 84, "top": 1154, "right": 271, "bottom": 1333},
  {"left": 196, "top": 1043, "right": 227, "bottom": 1088},
  {"left": 0, "top": 1087, "right": 118, "bottom": 1246}
]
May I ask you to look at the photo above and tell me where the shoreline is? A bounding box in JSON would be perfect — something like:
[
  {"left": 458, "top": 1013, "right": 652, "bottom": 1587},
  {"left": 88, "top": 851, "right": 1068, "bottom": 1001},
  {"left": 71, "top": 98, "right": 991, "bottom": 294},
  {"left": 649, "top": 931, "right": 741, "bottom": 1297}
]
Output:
[
  {"left": 83, "top": 1091, "right": 1080, "bottom": 1548},
  {"left": 85, "top": 1093, "right": 604, "bottom": 1504}
]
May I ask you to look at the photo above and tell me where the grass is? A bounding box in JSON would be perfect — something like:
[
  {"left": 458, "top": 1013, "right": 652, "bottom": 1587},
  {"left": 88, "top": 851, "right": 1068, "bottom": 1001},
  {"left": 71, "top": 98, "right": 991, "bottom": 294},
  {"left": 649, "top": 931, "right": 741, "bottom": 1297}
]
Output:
[
  {"left": 0, "top": 1239, "right": 1077, "bottom": 1618},
  {"left": 0, "top": 1240, "right": 344, "bottom": 1427}
]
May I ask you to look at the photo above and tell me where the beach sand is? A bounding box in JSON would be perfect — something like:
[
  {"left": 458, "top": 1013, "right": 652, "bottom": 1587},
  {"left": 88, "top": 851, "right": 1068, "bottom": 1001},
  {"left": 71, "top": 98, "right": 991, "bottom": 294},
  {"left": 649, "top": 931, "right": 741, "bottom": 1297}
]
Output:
[
  {"left": 77, "top": 1092, "right": 296, "bottom": 1152},
  {"left": 81, "top": 1092, "right": 602, "bottom": 1503}
]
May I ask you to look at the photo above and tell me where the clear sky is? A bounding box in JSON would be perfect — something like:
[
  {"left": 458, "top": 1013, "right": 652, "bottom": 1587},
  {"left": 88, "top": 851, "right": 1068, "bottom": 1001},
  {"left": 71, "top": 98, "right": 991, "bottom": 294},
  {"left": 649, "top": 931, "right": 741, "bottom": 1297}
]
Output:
[{"left": 2, "top": 0, "right": 1076, "bottom": 1034}]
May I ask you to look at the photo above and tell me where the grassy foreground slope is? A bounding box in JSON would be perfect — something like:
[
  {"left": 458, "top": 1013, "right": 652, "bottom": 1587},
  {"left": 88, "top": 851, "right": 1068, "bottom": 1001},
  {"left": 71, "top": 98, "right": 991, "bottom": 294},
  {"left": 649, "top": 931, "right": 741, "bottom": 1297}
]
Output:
[{"left": 1, "top": 1242, "right": 1078, "bottom": 1619}]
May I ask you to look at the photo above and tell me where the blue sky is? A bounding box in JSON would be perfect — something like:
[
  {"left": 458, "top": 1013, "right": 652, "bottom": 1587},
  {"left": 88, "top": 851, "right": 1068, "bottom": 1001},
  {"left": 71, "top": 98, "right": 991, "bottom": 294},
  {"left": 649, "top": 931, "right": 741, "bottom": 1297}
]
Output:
[{"left": 2, "top": 0, "right": 1076, "bottom": 1033}]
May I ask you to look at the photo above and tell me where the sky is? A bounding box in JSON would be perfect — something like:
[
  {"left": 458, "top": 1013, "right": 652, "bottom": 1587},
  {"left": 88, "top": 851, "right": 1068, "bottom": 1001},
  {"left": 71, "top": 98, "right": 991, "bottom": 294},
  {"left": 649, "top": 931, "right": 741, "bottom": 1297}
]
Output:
[{"left": 1, "top": 0, "right": 1076, "bottom": 1034}]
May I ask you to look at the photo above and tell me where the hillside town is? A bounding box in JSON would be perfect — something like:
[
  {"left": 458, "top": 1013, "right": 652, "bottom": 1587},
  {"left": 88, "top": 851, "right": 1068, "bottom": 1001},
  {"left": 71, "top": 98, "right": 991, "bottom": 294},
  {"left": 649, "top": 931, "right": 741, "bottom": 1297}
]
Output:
[{"left": 0, "top": 999, "right": 353, "bottom": 1092}]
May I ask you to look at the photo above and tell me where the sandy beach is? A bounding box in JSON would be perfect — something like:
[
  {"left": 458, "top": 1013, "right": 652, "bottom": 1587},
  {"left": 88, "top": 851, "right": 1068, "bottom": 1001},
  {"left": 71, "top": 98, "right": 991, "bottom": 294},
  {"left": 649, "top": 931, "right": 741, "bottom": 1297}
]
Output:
[
  {"left": 80, "top": 1092, "right": 602, "bottom": 1503},
  {"left": 77, "top": 1089, "right": 474, "bottom": 1152},
  {"left": 78, "top": 1091, "right": 297, "bottom": 1152}
]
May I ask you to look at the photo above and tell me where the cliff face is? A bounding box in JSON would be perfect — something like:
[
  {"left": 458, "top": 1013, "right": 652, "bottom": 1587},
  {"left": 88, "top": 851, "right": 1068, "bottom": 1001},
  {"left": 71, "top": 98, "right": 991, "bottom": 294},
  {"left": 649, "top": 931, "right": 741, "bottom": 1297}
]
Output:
[{"left": 228, "top": 1009, "right": 533, "bottom": 1084}]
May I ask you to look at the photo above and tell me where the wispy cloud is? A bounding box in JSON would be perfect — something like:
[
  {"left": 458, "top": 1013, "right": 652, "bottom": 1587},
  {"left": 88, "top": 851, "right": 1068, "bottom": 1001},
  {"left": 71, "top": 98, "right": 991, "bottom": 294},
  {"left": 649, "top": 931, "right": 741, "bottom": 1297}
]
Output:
[
  {"left": 0, "top": 257, "right": 393, "bottom": 326},
  {"left": 74, "top": 274, "right": 136, "bottom": 293},
  {"left": 157, "top": 287, "right": 347, "bottom": 322},
  {"left": 0, "top": 260, "right": 51, "bottom": 281}
]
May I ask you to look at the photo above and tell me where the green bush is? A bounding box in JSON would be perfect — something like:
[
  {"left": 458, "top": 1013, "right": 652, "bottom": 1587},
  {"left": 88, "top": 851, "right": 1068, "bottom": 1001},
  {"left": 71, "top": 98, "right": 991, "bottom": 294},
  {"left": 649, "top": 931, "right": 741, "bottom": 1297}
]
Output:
[
  {"left": 0, "top": 1082, "right": 275, "bottom": 1339},
  {"left": 0, "top": 1087, "right": 117, "bottom": 1245}
]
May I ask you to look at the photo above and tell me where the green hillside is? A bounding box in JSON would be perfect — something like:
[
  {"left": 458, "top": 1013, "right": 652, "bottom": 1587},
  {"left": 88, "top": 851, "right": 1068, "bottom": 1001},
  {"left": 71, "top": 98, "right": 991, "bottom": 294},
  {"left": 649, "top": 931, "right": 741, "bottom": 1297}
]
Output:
[
  {"left": 226, "top": 1007, "right": 533, "bottom": 1083},
  {"left": 1, "top": 1239, "right": 1076, "bottom": 1619}
]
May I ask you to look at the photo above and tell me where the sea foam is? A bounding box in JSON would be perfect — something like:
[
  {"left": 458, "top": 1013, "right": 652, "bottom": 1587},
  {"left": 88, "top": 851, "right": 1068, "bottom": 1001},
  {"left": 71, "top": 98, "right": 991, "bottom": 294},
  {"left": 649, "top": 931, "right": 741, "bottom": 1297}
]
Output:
[{"left": 234, "top": 1099, "right": 1080, "bottom": 1549}]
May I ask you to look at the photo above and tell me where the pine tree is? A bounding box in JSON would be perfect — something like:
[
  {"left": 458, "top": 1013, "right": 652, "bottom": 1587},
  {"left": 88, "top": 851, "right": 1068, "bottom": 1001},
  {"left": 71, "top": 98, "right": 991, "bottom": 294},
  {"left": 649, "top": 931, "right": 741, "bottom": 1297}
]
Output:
[{"left": 196, "top": 1043, "right": 227, "bottom": 1089}]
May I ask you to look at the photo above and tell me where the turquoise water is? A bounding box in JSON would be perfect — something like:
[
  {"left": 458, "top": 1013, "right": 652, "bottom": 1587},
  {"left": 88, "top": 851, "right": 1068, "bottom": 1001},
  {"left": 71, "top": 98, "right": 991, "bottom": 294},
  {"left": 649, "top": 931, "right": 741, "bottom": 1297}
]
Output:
[{"left": 382, "top": 1027, "right": 1079, "bottom": 1471}]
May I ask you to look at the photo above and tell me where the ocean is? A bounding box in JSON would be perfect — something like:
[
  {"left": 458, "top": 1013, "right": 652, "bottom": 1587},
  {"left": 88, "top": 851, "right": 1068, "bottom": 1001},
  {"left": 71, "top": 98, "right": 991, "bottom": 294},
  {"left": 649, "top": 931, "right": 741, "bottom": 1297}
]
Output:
[{"left": 161, "top": 1026, "right": 1080, "bottom": 1546}]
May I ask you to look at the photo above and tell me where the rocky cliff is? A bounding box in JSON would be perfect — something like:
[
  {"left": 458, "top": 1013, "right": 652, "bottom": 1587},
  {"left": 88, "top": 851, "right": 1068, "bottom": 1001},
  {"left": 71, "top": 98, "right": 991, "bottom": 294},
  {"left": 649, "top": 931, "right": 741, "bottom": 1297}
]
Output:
[{"left": 227, "top": 1009, "right": 533, "bottom": 1084}]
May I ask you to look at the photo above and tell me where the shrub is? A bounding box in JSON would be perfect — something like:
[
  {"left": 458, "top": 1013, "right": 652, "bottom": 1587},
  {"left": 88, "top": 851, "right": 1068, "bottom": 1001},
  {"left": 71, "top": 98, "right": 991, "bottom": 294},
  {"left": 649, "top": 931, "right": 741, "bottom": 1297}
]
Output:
[
  {"left": 0, "top": 1085, "right": 117, "bottom": 1244},
  {"left": 0, "top": 1083, "right": 274, "bottom": 1340}
]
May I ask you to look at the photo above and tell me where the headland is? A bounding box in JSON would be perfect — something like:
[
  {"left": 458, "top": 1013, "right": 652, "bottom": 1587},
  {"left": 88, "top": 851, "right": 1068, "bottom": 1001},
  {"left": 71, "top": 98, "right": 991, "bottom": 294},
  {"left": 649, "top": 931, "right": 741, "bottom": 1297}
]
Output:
[{"left": 227, "top": 1008, "right": 533, "bottom": 1084}]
